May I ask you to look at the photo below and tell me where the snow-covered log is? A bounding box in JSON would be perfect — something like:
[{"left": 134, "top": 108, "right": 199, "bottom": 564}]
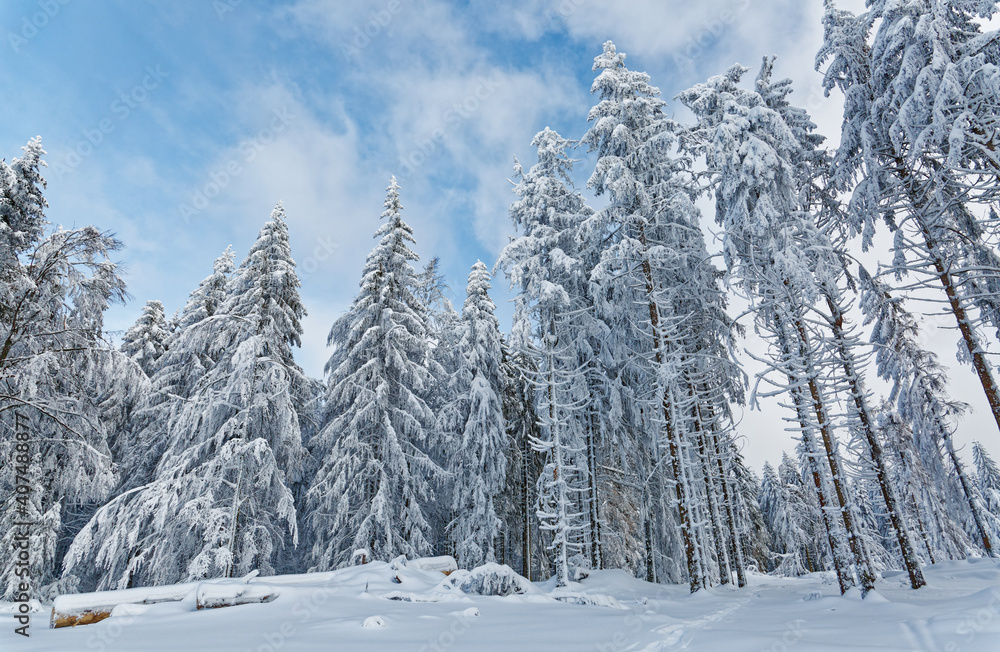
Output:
[
  {"left": 409, "top": 556, "right": 458, "bottom": 575},
  {"left": 50, "top": 583, "right": 197, "bottom": 628}
]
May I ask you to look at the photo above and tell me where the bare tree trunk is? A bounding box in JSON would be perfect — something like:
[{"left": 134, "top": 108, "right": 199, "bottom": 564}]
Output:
[
  {"left": 692, "top": 394, "right": 730, "bottom": 584},
  {"left": 636, "top": 221, "right": 701, "bottom": 592},
  {"left": 943, "top": 431, "right": 995, "bottom": 556},
  {"left": 824, "top": 294, "right": 926, "bottom": 589}
]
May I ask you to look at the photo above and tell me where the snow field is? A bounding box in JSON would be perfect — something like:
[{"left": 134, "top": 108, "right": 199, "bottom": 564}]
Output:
[{"left": 2, "top": 558, "right": 999, "bottom": 651}]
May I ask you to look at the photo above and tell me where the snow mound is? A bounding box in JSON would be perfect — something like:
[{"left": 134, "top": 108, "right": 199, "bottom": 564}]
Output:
[
  {"left": 439, "top": 563, "right": 538, "bottom": 596},
  {"left": 410, "top": 555, "right": 458, "bottom": 574},
  {"left": 862, "top": 590, "right": 889, "bottom": 603},
  {"left": 380, "top": 590, "right": 447, "bottom": 603},
  {"left": 551, "top": 589, "right": 626, "bottom": 609},
  {"left": 362, "top": 615, "right": 386, "bottom": 628}
]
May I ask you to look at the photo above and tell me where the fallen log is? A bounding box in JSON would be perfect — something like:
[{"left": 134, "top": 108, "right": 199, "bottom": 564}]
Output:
[
  {"left": 50, "top": 583, "right": 197, "bottom": 629},
  {"left": 50, "top": 572, "right": 278, "bottom": 628}
]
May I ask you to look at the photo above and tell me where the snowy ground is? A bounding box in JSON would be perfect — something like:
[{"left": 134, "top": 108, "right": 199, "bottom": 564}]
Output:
[{"left": 2, "top": 559, "right": 1000, "bottom": 651}]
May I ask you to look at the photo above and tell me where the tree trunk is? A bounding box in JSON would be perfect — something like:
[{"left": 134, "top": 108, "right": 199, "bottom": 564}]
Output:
[
  {"left": 824, "top": 294, "right": 926, "bottom": 589},
  {"left": 586, "top": 404, "right": 603, "bottom": 570},
  {"left": 942, "top": 431, "right": 995, "bottom": 556},
  {"left": 894, "top": 155, "right": 1000, "bottom": 438},
  {"left": 692, "top": 393, "right": 730, "bottom": 585},
  {"left": 793, "top": 317, "right": 877, "bottom": 593},
  {"left": 637, "top": 221, "right": 701, "bottom": 592}
]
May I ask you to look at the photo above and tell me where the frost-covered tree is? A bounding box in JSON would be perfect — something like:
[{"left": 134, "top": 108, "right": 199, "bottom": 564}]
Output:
[
  {"left": 974, "top": 442, "right": 1000, "bottom": 538},
  {"left": 113, "top": 247, "right": 237, "bottom": 489},
  {"left": 177, "top": 245, "right": 234, "bottom": 331},
  {"left": 444, "top": 262, "right": 508, "bottom": 568},
  {"left": 819, "top": 0, "right": 1000, "bottom": 438},
  {"left": 0, "top": 138, "right": 133, "bottom": 599},
  {"left": 497, "top": 128, "right": 592, "bottom": 586},
  {"left": 678, "top": 60, "right": 885, "bottom": 594},
  {"left": 64, "top": 203, "right": 307, "bottom": 589},
  {"left": 858, "top": 265, "right": 994, "bottom": 557},
  {"left": 760, "top": 461, "right": 811, "bottom": 576},
  {"left": 499, "top": 340, "right": 546, "bottom": 580},
  {"left": 120, "top": 300, "right": 169, "bottom": 376},
  {"left": 305, "top": 178, "right": 438, "bottom": 570},
  {"left": 583, "top": 41, "right": 748, "bottom": 592}
]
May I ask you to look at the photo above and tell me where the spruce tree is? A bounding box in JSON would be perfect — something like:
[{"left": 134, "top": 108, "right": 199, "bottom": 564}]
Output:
[
  {"left": 64, "top": 203, "right": 307, "bottom": 589},
  {"left": 120, "top": 300, "right": 169, "bottom": 376},
  {"left": 305, "top": 178, "right": 438, "bottom": 570},
  {"left": 446, "top": 262, "right": 507, "bottom": 568}
]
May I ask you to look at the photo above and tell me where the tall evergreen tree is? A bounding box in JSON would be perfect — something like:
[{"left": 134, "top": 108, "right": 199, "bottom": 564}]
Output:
[
  {"left": 120, "top": 300, "right": 169, "bottom": 377},
  {"left": 584, "top": 41, "right": 746, "bottom": 591},
  {"left": 497, "top": 128, "right": 592, "bottom": 586},
  {"left": 304, "top": 178, "right": 438, "bottom": 570},
  {"left": 64, "top": 203, "right": 307, "bottom": 589},
  {"left": 445, "top": 262, "right": 507, "bottom": 568},
  {"left": 819, "top": 0, "right": 1000, "bottom": 439}
]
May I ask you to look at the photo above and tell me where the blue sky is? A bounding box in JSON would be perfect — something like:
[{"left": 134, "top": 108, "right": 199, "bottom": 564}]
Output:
[{"left": 21, "top": 0, "right": 994, "bottom": 470}]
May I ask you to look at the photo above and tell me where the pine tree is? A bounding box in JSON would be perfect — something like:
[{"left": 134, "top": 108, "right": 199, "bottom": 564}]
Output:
[
  {"left": 858, "top": 265, "right": 995, "bottom": 557},
  {"left": 115, "top": 247, "right": 237, "bottom": 490},
  {"left": 974, "top": 442, "right": 1000, "bottom": 538},
  {"left": 497, "top": 128, "right": 592, "bottom": 586},
  {"left": 305, "top": 178, "right": 439, "bottom": 570},
  {"left": 64, "top": 203, "right": 307, "bottom": 589},
  {"left": 120, "top": 300, "right": 169, "bottom": 376},
  {"left": 445, "top": 262, "right": 508, "bottom": 568},
  {"left": 678, "top": 60, "right": 881, "bottom": 594},
  {"left": 583, "top": 41, "right": 746, "bottom": 592},
  {"left": 819, "top": 0, "right": 1000, "bottom": 439}
]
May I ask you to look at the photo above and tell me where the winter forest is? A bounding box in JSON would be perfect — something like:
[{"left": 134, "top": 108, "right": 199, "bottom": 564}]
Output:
[{"left": 7, "top": 0, "right": 1000, "bottom": 613}]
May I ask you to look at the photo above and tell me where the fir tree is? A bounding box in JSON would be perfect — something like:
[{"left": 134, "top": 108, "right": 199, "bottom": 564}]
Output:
[
  {"left": 120, "top": 300, "right": 169, "bottom": 376},
  {"left": 305, "top": 178, "right": 439, "bottom": 570},
  {"left": 64, "top": 203, "right": 307, "bottom": 589},
  {"left": 446, "top": 262, "right": 508, "bottom": 569}
]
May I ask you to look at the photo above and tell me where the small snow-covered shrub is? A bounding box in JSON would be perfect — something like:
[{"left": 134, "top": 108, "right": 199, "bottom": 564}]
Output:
[{"left": 442, "top": 563, "right": 535, "bottom": 596}]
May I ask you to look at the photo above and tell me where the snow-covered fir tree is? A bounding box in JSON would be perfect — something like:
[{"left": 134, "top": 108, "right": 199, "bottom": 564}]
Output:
[
  {"left": 497, "top": 128, "right": 593, "bottom": 587},
  {"left": 63, "top": 203, "right": 307, "bottom": 590},
  {"left": 120, "top": 300, "right": 169, "bottom": 377},
  {"left": 304, "top": 177, "right": 439, "bottom": 570},
  {"left": 584, "top": 41, "right": 747, "bottom": 591},
  {"left": 819, "top": 0, "right": 1000, "bottom": 438},
  {"left": 444, "top": 262, "right": 508, "bottom": 569}
]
